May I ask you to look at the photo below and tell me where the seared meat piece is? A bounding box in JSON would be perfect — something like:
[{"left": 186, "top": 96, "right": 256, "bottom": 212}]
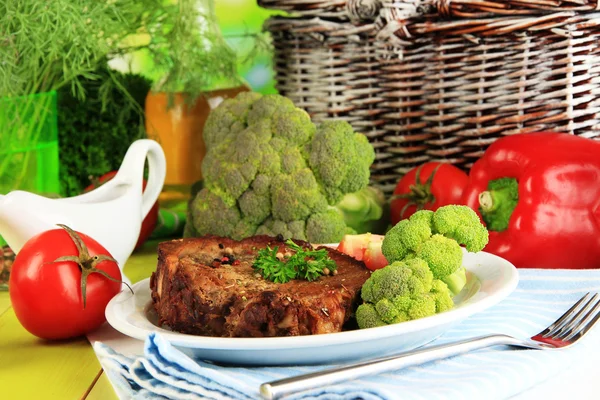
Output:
[{"left": 150, "top": 235, "right": 371, "bottom": 337}]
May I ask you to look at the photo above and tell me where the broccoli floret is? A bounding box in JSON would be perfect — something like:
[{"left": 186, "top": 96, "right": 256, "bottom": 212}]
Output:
[
  {"left": 201, "top": 127, "right": 268, "bottom": 206},
  {"left": 187, "top": 188, "right": 241, "bottom": 237},
  {"left": 357, "top": 258, "right": 447, "bottom": 329},
  {"left": 187, "top": 93, "right": 375, "bottom": 244},
  {"left": 361, "top": 260, "right": 433, "bottom": 304},
  {"left": 271, "top": 107, "right": 315, "bottom": 146},
  {"left": 389, "top": 295, "right": 437, "bottom": 322},
  {"left": 287, "top": 220, "right": 307, "bottom": 241},
  {"left": 379, "top": 205, "right": 488, "bottom": 300},
  {"left": 442, "top": 265, "right": 467, "bottom": 297},
  {"left": 238, "top": 175, "right": 271, "bottom": 225},
  {"left": 309, "top": 121, "right": 375, "bottom": 204},
  {"left": 431, "top": 279, "right": 454, "bottom": 313},
  {"left": 247, "top": 94, "right": 296, "bottom": 126},
  {"left": 355, "top": 303, "right": 387, "bottom": 329},
  {"left": 381, "top": 210, "right": 433, "bottom": 263},
  {"left": 271, "top": 169, "right": 328, "bottom": 222},
  {"left": 415, "top": 234, "right": 463, "bottom": 279},
  {"left": 203, "top": 92, "right": 261, "bottom": 148},
  {"left": 256, "top": 219, "right": 308, "bottom": 241},
  {"left": 280, "top": 146, "right": 308, "bottom": 174},
  {"left": 432, "top": 205, "right": 488, "bottom": 252},
  {"left": 231, "top": 220, "right": 258, "bottom": 241},
  {"left": 305, "top": 208, "right": 347, "bottom": 244}
]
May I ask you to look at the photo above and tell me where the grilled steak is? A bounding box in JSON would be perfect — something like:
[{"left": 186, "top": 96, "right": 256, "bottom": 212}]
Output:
[{"left": 150, "top": 235, "right": 371, "bottom": 337}]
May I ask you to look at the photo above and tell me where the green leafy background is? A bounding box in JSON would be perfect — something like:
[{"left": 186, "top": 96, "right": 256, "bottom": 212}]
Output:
[{"left": 119, "top": 0, "right": 279, "bottom": 94}]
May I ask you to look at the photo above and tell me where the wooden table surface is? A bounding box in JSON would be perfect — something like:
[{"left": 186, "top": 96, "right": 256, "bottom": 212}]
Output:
[{"left": 0, "top": 240, "right": 161, "bottom": 400}]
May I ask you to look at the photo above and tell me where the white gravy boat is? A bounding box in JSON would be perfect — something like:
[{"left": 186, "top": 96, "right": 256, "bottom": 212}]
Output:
[{"left": 0, "top": 139, "right": 166, "bottom": 280}]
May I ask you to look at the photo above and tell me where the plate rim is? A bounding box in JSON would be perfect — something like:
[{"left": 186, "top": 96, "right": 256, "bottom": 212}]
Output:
[{"left": 106, "top": 250, "right": 519, "bottom": 351}]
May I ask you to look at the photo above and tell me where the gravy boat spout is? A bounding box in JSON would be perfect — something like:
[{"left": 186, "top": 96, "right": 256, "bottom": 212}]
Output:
[{"left": 0, "top": 139, "right": 166, "bottom": 280}]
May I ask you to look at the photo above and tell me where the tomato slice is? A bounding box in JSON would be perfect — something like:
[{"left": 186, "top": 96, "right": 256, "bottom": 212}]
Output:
[
  {"left": 337, "top": 234, "right": 387, "bottom": 270},
  {"left": 363, "top": 239, "right": 388, "bottom": 271},
  {"left": 337, "top": 234, "right": 372, "bottom": 261}
]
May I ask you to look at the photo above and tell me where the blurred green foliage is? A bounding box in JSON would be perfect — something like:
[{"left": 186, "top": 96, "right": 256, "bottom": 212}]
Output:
[{"left": 58, "top": 64, "right": 151, "bottom": 196}]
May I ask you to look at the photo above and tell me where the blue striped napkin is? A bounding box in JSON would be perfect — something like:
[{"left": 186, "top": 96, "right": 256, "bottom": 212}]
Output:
[{"left": 95, "top": 269, "right": 600, "bottom": 400}]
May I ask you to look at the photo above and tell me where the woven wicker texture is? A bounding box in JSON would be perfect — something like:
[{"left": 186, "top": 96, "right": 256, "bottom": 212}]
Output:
[
  {"left": 265, "top": 7, "right": 600, "bottom": 193},
  {"left": 259, "top": 0, "right": 384, "bottom": 21}
]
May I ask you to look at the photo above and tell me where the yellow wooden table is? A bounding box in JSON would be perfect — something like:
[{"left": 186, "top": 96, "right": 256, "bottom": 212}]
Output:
[{"left": 0, "top": 240, "right": 161, "bottom": 400}]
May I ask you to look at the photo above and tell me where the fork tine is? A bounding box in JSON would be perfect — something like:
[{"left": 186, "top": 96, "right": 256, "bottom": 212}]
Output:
[
  {"left": 562, "top": 296, "right": 600, "bottom": 342},
  {"left": 540, "top": 292, "right": 592, "bottom": 337},
  {"left": 550, "top": 293, "right": 600, "bottom": 340}
]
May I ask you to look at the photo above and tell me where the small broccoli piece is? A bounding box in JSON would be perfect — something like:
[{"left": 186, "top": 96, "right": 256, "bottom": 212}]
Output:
[
  {"left": 231, "top": 220, "right": 258, "bottom": 241},
  {"left": 355, "top": 303, "right": 387, "bottom": 329},
  {"left": 280, "top": 146, "right": 308, "bottom": 174},
  {"left": 357, "top": 258, "right": 441, "bottom": 329},
  {"left": 479, "top": 177, "right": 519, "bottom": 232},
  {"left": 271, "top": 107, "right": 315, "bottom": 146},
  {"left": 201, "top": 135, "right": 262, "bottom": 206},
  {"left": 255, "top": 219, "right": 308, "bottom": 241},
  {"left": 239, "top": 175, "right": 271, "bottom": 225},
  {"left": 381, "top": 210, "right": 433, "bottom": 264},
  {"left": 309, "top": 120, "right": 375, "bottom": 204},
  {"left": 287, "top": 220, "right": 307, "bottom": 241},
  {"left": 442, "top": 265, "right": 467, "bottom": 297},
  {"left": 431, "top": 279, "right": 454, "bottom": 313},
  {"left": 415, "top": 234, "right": 463, "bottom": 280},
  {"left": 203, "top": 91, "right": 261, "bottom": 148},
  {"left": 361, "top": 260, "right": 433, "bottom": 304},
  {"left": 247, "top": 94, "right": 296, "bottom": 126},
  {"left": 188, "top": 188, "right": 242, "bottom": 238},
  {"left": 305, "top": 208, "right": 347, "bottom": 244},
  {"left": 392, "top": 295, "right": 437, "bottom": 322},
  {"left": 432, "top": 205, "right": 489, "bottom": 252},
  {"left": 271, "top": 169, "right": 328, "bottom": 222},
  {"left": 410, "top": 209, "right": 434, "bottom": 226}
]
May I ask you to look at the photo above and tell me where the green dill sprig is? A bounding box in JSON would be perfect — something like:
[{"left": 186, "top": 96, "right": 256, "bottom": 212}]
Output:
[{"left": 253, "top": 240, "right": 337, "bottom": 284}]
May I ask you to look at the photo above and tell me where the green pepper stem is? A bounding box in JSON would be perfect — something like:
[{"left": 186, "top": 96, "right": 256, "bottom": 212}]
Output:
[
  {"left": 478, "top": 191, "right": 494, "bottom": 212},
  {"left": 478, "top": 178, "right": 519, "bottom": 232}
]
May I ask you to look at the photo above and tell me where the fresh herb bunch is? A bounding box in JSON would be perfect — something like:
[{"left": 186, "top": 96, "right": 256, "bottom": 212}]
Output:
[
  {"left": 57, "top": 63, "right": 152, "bottom": 196},
  {"left": 0, "top": 0, "right": 164, "bottom": 99},
  {"left": 144, "top": 0, "right": 242, "bottom": 105},
  {"left": 253, "top": 240, "right": 337, "bottom": 284}
]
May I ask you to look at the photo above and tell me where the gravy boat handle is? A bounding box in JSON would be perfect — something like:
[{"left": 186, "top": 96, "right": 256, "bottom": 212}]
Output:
[{"left": 114, "top": 139, "right": 166, "bottom": 218}]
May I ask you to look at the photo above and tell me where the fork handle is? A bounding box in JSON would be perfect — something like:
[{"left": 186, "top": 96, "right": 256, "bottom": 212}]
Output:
[{"left": 260, "top": 334, "right": 519, "bottom": 400}]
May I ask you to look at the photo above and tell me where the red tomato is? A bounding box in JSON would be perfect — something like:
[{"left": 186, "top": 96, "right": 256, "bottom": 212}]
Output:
[
  {"left": 390, "top": 162, "right": 469, "bottom": 225},
  {"left": 337, "top": 234, "right": 387, "bottom": 270},
  {"left": 85, "top": 171, "right": 159, "bottom": 250},
  {"left": 9, "top": 226, "right": 123, "bottom": 340}
]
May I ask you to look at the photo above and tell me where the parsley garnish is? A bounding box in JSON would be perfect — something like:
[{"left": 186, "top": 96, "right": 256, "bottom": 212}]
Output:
[{"left": 253, "top": 240, "right": 337, "bottom": 283}]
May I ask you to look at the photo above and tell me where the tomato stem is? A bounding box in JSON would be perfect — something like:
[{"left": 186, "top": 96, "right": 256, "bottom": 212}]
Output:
[
  {"left": 52, "top": 224, "right": 133, "bottom": 308},
  {"left": 390, "top": 163, "right": 443, "bottom": 219}
]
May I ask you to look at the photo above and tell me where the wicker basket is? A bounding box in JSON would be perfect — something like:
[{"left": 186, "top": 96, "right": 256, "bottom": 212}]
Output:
[{"left": 262, "top": 0, "right": 600, "bottom": 193}]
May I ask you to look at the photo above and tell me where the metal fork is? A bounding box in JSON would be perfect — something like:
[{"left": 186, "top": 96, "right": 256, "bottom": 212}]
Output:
[{"left": 260, "top": 292, "right": 600, "bottom": 400}]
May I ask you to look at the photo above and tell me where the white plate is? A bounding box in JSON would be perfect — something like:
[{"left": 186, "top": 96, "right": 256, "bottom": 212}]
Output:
[{"left": 105, "top": 250, "right": 518, "bottom": 366}]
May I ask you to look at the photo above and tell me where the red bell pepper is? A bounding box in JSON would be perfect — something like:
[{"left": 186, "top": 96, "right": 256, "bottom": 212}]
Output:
[{"left": 462, "top": 132, "right": 600, "bottom": 269}]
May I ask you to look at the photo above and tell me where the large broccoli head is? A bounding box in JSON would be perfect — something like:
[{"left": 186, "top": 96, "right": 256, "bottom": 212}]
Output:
[{"left": 185, "top": 93, "right": 375, "bottom": 243}]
